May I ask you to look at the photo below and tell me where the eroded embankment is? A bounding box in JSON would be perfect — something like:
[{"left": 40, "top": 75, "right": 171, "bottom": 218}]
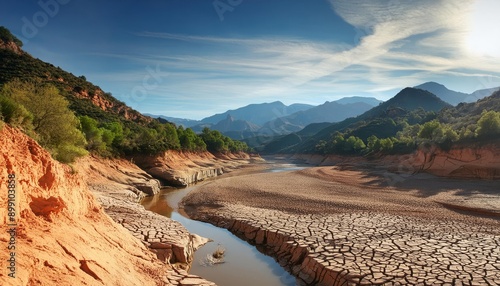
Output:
[
  {"left": 182, "top": 168, "right": 500, "bottom": 286},
  {"left": 0, "top": 125, "right": 218, "bottom": 286},
  {"left": 75, "top": 155, "right": 217, "bottom": 285},
  {"left": 75, "top": 151, "right": 262, "bottom": 284},
  {"left": 131, "top": 150, "right": 260, "bottom": 186},
  {"left": 411, "top": 143, "right": 500, "bottom": 179},
  {"left": 292, "top": 142, "right": 500, "bottom": 180},
  {"left": 0, "top": 126, "right": 168, "bottom": 285}
]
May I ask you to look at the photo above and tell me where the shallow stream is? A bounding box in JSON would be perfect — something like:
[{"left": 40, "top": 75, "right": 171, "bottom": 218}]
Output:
[{"left": 141, "top": 158, "right": 307, "bottom": 286}]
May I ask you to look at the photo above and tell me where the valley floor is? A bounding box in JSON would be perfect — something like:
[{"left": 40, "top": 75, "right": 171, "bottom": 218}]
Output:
[{"left": 182, "top": 164, "right": 500, "bottom": 285}]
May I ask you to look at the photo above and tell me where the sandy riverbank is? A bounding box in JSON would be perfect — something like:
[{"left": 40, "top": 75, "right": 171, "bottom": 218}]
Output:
[{"left": 182, "top": 164, "right": 500, "bottom": 285}]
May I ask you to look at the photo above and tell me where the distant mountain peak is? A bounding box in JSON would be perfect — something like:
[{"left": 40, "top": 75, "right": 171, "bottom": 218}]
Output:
[
  {"left": 395, "top": 87, "right": 442, "bottom": 100},
  {"left": 201, "top": 101, "right": 313, "bottom": 126},
  {"left": 356, "top": 87, "right": 451, "bottom": 120},
  {"left": 418, "top": 81, "right": 446, "bottom": 88},
  {"left": 415, "top": 82, "right": 469, "bottom": 106},
  {"left": 334, "top": 96, "right": 383, "bottom": 106}
]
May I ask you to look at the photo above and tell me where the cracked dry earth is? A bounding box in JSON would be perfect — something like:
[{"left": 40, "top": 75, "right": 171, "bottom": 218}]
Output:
[
  {"left": 183, "top": 166, "right": 500, "bottom": 286},
  {"left": 98, "top": 197, "right": 216, "bottom": 286}
]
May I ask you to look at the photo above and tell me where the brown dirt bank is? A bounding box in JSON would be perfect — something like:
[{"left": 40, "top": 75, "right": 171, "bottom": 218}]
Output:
[
  {"left": 0, "top": 125, "right": 220, "bottom": 286},
  {"left": 0, "top": 126, "right": 167, "bottom": 286},
  {"left": 181, "top": 164, "right": 500, "bottom": 285},
  {"left": 293, "top": 141, "right": 500, "bottom": 180},
  {"left": 131, "top": 150, "right": 263, "bottom": 186}
]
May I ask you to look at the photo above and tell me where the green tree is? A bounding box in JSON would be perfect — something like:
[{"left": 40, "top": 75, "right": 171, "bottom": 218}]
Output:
[
  {"left": 459, "top": 125, "right": 475, "bottom": 140},
  {"left": 476, "top": 110, "right": 500, "bottom": 138},
  {"left": 418, "top": 120, "right": 441, "bottom": 140},
  {"left": 178, "top": 126, "right": 206, "bottom": 151},
  {"left": 315, "top": 140, "right": 327, "bottom": 154},
  {"left": 379, "top": 138, "right": 394, "bottom": 151},
  {"left": 329, "top": 132, "right": 345, "bottom": 153},
  {"left": 367, "top": 135, "right": 379, "bottom": 151},
  {"left": 200, "top": 127, "right": 248, "bottom": 153},
  {"left": 0, "top": 95, "right": 34, "bottom": 130},
  {"left": 103, "top": 121, "right": 125, "bottom": 148},
  {"left": 1, "top": 80, "right": 87, "bottom": 162},
  {"left": 80, "top": 115, "right": 106, "bottom": 152},
  {"left": 344, "top": 136, "right": 365, "bottom": 153}
]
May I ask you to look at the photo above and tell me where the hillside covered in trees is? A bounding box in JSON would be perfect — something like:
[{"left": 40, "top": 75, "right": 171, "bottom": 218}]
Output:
[
  {"left": 262, "top": 87, "right": 500, "bottom": 156},
  {"left": 0, "top": 27, "right": 250, "bottom": 162}
]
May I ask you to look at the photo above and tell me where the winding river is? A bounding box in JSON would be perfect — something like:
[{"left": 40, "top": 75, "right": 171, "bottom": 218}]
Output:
[{"left": 141, "top": 158, "right": 307, "bottom": 286}]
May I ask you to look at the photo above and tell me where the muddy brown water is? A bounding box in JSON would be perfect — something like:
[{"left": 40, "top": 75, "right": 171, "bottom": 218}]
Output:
[{"left": 141, "top": 159, "right": 307, "bottom": 286}]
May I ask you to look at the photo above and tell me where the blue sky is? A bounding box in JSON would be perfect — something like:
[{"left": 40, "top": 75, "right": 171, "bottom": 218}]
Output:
[{"left": 2, "top": 0, "right": 500, "bottom": 119}]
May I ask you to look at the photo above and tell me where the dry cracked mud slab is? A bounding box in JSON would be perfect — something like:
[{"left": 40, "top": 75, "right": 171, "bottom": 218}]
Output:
[
  {"left": 189, "top": 204, "right": 500, "bottom": 286},
  {"left": 100, "top": 197, "right": 216, "bottom": 285}
]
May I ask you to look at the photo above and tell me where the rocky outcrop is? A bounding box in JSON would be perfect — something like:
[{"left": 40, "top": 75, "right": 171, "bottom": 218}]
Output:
[
  {"left": 0, "top": 40, "right": 23, "bottom": 55},
  {"left": 132, "top": 150, "right": 256, "bottom": 186},
  {"left": 76, "top": 156, "right": 161, "bottom": 202},
  {"left": 147, "top": 166, "right": 224, "bottom": 187},
  {"left": 72, "top": 88, "right": 152, "bottom": 123}
]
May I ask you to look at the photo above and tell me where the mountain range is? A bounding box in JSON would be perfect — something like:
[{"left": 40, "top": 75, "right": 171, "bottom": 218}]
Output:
[
  {"left": 149, "top": 81, "right": 500, "bottom": 141},
  {"left": 150, "top": 97, "right": 382, "bottom": 139},
  {"left": 260, "top": 87, "right": 453, "bottom": 153},
  {"left": 2, "top": 27, "right": 498, "bottom": 153}
]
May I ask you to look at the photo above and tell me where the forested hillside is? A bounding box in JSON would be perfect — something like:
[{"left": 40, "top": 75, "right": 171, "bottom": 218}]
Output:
[
  {"left": 262, "top": 87, "right": 500, "bottom": 155},
  {"left": 0, "top": 27, "right": 249, "bottom": 162}
]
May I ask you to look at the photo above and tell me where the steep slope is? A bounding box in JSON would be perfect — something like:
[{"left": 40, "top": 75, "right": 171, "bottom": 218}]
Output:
[
  {"left": 201, "top": 101, "right": 313, "bottom": 125},
  {"left": 0, "top": 33, "right": 150, "bottom": 124},
  {"left": 0, "top": 126, "right": 166, "bottom": 285},
  {"left": 411, "top": 142, "right": 500, "bottom": 179},
  {"left": 439, "top": 89, "right": 500, "bottom": 131}
]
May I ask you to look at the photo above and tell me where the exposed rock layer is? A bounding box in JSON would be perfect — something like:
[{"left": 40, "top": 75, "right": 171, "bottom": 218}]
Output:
[
  {"left": 0, "top": 125, "right": 217, "bottom": 285},
  {"left": 292, "top": 142, "right": 500, "bottom": 180},
  {"left": 132, "top": 150, "right": 259, "bottom": 186},
  {"left": 77, "top": 155, "right": 161, "bottom": 202},
  {"left": 413, "top": 144, "right": 500, "bottom": 179}
]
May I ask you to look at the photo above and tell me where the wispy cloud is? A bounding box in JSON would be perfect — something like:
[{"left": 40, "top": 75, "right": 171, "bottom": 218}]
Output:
[{"left": 92, "top": 1, "right": 500, "bottom": 118}]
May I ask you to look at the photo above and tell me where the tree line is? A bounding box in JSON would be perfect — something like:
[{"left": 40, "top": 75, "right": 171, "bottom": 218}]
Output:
[
  {"left": 0, "top": 80, "right": 250, "bottom": 162},
  {"left": 315, "top": 108, "right": 500, "bottom": 156}
]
